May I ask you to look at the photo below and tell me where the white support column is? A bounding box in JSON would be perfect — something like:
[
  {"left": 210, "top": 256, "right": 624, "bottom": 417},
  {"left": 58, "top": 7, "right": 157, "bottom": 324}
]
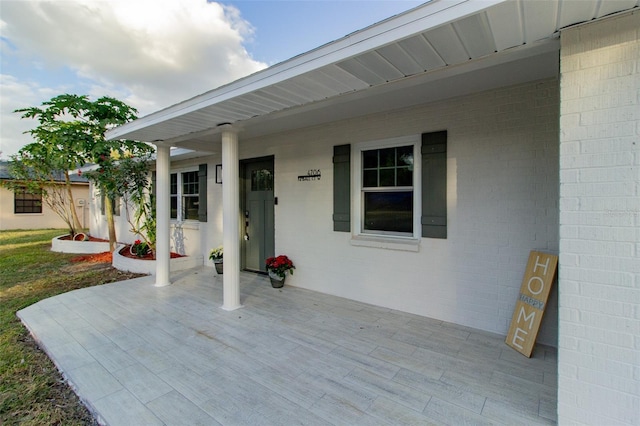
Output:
[
  {"left": 155, "top": 144, "right": 171, "bottom": 287},
  {"left": 221, "top": 126, "right": 242, "bottom": 310}
]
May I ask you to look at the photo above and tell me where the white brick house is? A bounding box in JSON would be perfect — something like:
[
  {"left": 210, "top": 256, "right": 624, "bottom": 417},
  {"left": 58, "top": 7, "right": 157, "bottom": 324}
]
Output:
[{"left": 95, "top": 1, "right": 639, "bottom": 424}]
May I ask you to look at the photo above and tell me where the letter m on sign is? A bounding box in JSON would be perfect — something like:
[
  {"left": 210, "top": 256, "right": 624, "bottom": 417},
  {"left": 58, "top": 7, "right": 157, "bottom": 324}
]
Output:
[{"left": 505, "top": 251, "right": 558, "bottom": 357}]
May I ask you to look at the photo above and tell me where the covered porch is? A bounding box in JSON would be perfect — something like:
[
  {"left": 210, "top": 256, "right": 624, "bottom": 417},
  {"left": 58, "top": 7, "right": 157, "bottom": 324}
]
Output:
[{"left": 19, "top": 269, "right": 556, "bottom": 425}]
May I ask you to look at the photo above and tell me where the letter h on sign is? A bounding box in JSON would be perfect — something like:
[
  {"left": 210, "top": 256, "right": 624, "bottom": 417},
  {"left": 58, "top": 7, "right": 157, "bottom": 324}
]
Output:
[{"left": 505, "top": 251, "right": 558, "bottom": 357}]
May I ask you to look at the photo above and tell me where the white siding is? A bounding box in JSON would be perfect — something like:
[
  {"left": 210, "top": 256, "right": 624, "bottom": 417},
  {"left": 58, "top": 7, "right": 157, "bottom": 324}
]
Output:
[{"left": 558, "top": 10, "right": 640, "bottom": 425}]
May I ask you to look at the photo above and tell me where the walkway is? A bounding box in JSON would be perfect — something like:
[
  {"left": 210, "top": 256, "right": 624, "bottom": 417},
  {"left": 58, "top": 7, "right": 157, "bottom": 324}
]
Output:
[{"left": 18, "top": 268, "right": 557, "bottom": 425}]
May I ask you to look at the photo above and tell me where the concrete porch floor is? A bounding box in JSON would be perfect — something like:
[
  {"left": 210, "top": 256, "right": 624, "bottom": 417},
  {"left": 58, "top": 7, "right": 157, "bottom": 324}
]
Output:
[{"left": 18, "top": 268, "right": 557, "bottom": 425}]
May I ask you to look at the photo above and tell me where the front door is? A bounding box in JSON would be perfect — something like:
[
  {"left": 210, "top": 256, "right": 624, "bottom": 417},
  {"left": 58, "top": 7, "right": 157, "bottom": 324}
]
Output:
[{"left": 241, "top": 157, "right": 275, "bottom": 273}]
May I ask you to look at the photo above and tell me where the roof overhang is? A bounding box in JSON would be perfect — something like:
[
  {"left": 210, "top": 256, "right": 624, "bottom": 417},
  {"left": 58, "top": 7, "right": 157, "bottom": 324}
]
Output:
[{"left": 106, "top": 0, "right": 639, "bottom": 149}]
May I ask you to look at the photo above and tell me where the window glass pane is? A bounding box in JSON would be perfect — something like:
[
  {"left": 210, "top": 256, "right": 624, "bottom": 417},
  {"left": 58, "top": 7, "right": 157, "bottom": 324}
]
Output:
[
  {"left": 170, "top": 196, "right": 177, "bottom": 219},
  {"left": 379, "top": 168, "right": 395, "bottom": 186},
  {"left": 363, "top": 191, "right": 413, "bottom": 233},
  {"left": 363, "top": 170, "right": 377, "bottom": 188},
  {"left": 251, "top": 169, "right": 273, "bottom": 191},
  {"left": 182, "top": 171, "right": 198, "bottom": 195},
  {"left": 397, "top": 146, "right": 413, "bottom": 167},
  {"left": 170, "top": 174, "right": 177, "bottom": 195},
  {"left": 183, "top": 196, "right": 199, "bottom": 220},
  {"left": 397, "top": 167, "right": 412, "bottom": 186},
  {"left": 379, "top": 148, "right": 395, "bottom": 167},
  {"left": 363, "top": 150, "right": 378, "bottom": 169}
]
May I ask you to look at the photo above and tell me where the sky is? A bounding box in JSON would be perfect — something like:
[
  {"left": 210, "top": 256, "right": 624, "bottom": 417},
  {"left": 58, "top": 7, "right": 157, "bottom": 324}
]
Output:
[{"left": 0, "top": 0, "right": 424, "bottom": 159}]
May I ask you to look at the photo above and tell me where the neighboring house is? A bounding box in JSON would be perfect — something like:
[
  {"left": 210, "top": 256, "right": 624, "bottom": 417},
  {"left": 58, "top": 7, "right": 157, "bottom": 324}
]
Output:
[
  {"left": 0, "top": 161, "right": 90, "bottom": 230},
  {"left": 97, "top": 1, "right": 639, "bottom": 424}
]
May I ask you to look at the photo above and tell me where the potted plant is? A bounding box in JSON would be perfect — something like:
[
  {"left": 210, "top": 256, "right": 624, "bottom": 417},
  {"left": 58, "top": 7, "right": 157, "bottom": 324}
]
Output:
[
  {"left": 209, "top": 246, "right": 223, "bottom": 274},
  {"left": 265, "top": 255, "right": 295, "bottom": 288}
]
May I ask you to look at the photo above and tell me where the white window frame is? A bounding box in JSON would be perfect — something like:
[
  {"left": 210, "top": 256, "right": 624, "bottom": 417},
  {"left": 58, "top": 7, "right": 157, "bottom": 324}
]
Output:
[
  {"left": 170, "top": 167, "right": 199, "bottom": 222},
  {"left": 352, "top": 135, "right": 421, "bottom": 245}
]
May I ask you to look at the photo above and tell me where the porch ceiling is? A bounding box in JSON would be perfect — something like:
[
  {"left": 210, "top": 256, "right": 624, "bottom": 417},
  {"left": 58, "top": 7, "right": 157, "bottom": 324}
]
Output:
[{"left": 106, "top": 0, "right": 639, "bottom": 148}]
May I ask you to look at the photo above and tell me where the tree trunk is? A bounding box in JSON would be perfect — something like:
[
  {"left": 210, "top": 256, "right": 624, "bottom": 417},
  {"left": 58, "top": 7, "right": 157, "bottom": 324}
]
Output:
[
  {"left": 65, "top": 171, "right": 82, "bottom": 235},
  {"left": 105, "top": 196, "right": 117, "bottom": 252}
]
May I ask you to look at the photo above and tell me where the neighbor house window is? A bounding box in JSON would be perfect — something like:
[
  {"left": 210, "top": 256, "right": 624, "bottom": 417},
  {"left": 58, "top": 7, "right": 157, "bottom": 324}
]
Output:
[
  {"left": 14, "top": 187, "right": 42, "bottom": 214},
  {"left": 361, "top": 144, "right": 415, "bottom": 236},
  {"left": 170, "top": 170, "right": 199, "bottom": 221}
]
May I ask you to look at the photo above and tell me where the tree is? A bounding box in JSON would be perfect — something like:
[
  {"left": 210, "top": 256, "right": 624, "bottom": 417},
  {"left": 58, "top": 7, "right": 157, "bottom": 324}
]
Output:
[
  {"left": 7, "top": 94, "right": 153, "bottom": 250},
  {"left": 86, "top": 151, "right": 157, "bottom": 256}
]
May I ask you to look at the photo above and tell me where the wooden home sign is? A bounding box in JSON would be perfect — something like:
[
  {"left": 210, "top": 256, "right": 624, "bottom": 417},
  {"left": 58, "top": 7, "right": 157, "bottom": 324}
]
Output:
[{"left": 506, "top": 250, "right": 558, "bottom": 357}]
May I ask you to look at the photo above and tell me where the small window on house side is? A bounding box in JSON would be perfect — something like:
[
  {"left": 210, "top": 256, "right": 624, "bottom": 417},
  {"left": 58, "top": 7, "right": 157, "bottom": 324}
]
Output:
[{"left": 14, "top": 187, "right": 42, "bottom": 214}]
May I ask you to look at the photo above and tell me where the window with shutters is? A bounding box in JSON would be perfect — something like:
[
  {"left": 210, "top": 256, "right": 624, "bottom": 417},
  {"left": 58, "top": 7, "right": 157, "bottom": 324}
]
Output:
[
  {"left": 334, "top": 132, "right": 446, "bottom": 244},
  {"left": 354, "top": 135, "right": 420, "bottom": 238}
]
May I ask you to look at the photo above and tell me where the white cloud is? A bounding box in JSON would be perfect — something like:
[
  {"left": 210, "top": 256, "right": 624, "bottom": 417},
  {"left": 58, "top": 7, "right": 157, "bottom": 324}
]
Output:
[{"left": 0, "top": 0, "right": 267, "bottom": 157}]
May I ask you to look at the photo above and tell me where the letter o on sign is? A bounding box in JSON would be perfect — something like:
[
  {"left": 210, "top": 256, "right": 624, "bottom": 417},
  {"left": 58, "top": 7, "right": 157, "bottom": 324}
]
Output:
[{"left": 527, "top": 276, "right": 544, "bottom": 295}]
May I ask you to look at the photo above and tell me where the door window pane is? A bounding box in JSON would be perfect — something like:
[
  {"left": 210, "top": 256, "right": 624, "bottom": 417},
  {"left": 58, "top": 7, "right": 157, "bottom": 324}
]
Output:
[{"left": 251, "top": 169, "right": 273, "bottom": 191}]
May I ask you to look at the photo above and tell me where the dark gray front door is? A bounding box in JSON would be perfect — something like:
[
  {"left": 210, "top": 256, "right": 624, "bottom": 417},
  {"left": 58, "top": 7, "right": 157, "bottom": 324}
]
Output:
[{"left": 241, "top": 157, "right": 275, "bottom": 273}]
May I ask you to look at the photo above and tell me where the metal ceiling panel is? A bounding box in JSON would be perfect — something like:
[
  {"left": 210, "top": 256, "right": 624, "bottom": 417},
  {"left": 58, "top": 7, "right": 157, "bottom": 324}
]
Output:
[
  {"left": 424, "top": 24, "right": 470, "bottom": 65},
  {"left": 486, "top": 0, "right": 524, "bottom": 50},
  {"left": 335, "top": 57, "right": 386, "bottom": 86},
  {"left": 354, "top": 51, "right": 405, "bottom": 82},
  {"left": 597, "top": 0, "right": 639, "bottom": 18},
  {"left": 240, "top": 92, "right": 293, "bottom": 111},
  {"left": 259, "top": 84, "right": 313, "bottom": 106},
  {"left": 301, "top": 69, "right": 356, "bottom": 95},
  {"left": 314, "top": 65, "right": 370, "bottom": 92},
  {"left": 397, "top": 34, "right": 446, "bottom": 70},
  {"left": 453, "top": 12, "right": 497, "bottom": 58},
  {"left": 558, "top": 0, "right": 597, "bottom": 28},
  {"left": 252, "top": 89, "right": 301, "bottom": 109},
  {"left": 376, "top": 43, "right": 424, "bottom": 76},
  {"left": 276, "top": 79, "right": 328, "bottom": 102},
  {"left": 290, "top": 74, "right": 342, "bottom": 99},
  {"left": 523, "top": 0, "right": 559, "bottom": 42}
]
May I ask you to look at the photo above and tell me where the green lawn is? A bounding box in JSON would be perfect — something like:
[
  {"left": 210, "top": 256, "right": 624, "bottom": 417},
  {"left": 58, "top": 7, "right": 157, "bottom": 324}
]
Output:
[{"left": 0, "top": 229, "right": 141, "bottom": 425}]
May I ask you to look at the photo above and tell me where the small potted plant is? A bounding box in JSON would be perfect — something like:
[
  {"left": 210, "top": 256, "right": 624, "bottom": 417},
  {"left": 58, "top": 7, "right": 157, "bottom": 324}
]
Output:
[
  {"left": 265, "top": 255, "right": 295, "bottom": 288},
  {"left": 209, "top": 246, "right": 223, "bottom": 274}
]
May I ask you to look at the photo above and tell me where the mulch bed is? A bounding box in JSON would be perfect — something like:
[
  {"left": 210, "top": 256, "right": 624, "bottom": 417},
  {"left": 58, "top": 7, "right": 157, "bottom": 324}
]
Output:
[
  {"left": 58, "top": 234, "right": 109, "bottom": 242},
  {"left": 70, "top": 252, "right": 112, "bottom": 263},
  {"left": 118, "top": 245, "right": 184, "bottom": 260}
]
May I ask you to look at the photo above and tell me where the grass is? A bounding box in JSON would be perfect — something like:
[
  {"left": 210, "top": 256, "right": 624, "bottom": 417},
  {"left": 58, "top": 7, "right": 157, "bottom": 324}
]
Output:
[{"left": 0, "top": 229, "right": 144, "bottom": 425}]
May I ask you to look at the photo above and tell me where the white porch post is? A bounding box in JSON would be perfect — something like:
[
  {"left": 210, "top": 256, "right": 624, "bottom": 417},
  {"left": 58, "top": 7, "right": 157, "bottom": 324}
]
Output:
[
  {"left": 155, "top": 144, "right": 171, "bottom": 287},
  {"left": 221, "top": 126, "right": 242, "bottom": 310}
]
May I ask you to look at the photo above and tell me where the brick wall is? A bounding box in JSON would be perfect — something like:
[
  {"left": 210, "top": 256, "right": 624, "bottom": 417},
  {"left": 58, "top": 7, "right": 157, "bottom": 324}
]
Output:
[{"left": 558, "top": 10, "right": 640, "bottom": 425}]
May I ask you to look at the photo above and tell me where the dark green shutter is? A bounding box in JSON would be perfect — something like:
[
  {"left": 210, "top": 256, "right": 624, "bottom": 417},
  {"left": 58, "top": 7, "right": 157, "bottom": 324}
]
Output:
[
  {"left": 198, "top": 164, "right": 207, "bottom": 222},
  {"left": 333, "top": 144, "right": 350, "bottom": 232},
  {"left": 421, "top": 131, "right": 447, "bottom": 239}
]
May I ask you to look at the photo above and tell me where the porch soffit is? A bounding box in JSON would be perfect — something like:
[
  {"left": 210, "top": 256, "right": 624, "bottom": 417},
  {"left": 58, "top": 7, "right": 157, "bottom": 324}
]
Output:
[{"left": 106, "top": 0, "right": 639, "bottom": 146}]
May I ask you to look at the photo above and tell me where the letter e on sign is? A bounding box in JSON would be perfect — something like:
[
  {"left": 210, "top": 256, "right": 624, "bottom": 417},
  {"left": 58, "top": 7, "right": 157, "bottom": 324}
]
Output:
[{"left": 505, "top": 251, "right": 558, "bottom": 357}]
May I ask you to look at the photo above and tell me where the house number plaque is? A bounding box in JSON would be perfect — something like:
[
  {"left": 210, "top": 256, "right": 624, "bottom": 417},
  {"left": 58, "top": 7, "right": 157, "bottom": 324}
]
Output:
[
  {"left": 298, "top": 169, "right": 321, "bottom": 181},
  {"left": 505, "top": 250, "right": 558, "bottom": 357}
]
